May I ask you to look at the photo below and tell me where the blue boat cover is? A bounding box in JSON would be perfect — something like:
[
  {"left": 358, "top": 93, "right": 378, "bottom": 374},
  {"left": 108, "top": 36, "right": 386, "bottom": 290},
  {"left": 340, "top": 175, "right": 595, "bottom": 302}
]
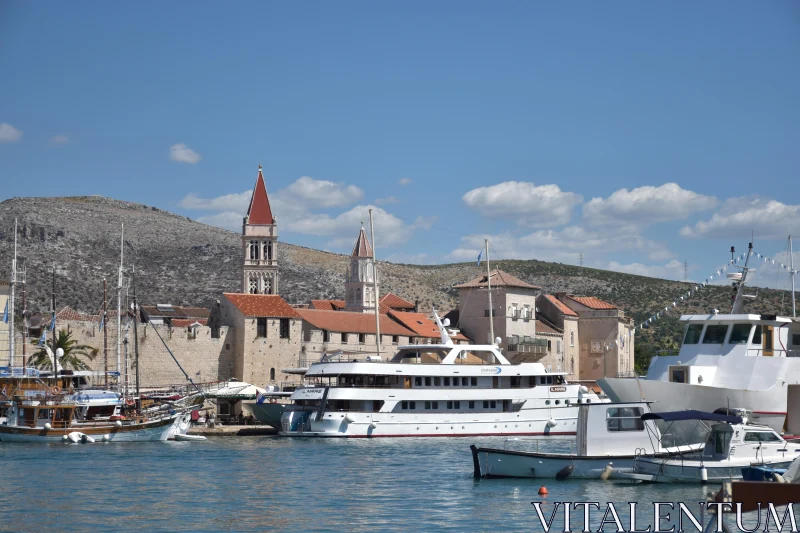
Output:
[{"left": 641, "top": 410, "right": 743, "bottom": 424}]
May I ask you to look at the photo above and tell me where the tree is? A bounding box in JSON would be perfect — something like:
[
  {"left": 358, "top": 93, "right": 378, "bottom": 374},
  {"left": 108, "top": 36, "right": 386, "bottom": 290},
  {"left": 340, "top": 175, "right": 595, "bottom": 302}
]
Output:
[{"left": 29, "top": 329, "right": 99, "bottom": 371}]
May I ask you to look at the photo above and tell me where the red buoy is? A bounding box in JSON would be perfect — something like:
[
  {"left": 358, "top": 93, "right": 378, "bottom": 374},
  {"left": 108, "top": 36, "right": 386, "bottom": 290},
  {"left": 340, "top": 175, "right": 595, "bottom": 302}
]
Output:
[{"left": 538, "top": 486, "right": 548, "bottom": 496}]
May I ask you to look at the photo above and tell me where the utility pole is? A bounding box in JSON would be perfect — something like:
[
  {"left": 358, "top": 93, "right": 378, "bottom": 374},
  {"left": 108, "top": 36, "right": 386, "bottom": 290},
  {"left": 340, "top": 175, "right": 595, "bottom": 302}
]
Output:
[
  {"left": 368, "top": 209, "right": 381, "bottom": 356},
  {"left": 684, "top": 260, "right": 688, "bottom": 282},
  {"left": 790, "top": 236, "right": 796, "bottom": 319},
  {"left": 579, "top": 253, "right": 583, "bottom": 268},
  {"left": 103, "top": 278, "right": 108, "bottom": 389}
]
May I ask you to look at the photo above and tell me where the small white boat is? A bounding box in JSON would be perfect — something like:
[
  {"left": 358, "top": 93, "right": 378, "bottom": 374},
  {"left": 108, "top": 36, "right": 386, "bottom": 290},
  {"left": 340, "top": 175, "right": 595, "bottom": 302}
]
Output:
[
  {"left": 625, "top": 411, "right": 800, "bottom": 484},
  {"left": 174, "top": 433, "right": 207, "bottom": 442},
  {"left": 471, "top": 401, "right": 703, "bottom": 479}
]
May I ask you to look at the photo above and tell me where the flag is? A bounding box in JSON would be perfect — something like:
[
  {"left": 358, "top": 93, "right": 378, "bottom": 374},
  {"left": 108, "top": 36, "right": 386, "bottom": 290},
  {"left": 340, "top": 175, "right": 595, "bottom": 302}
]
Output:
[
  {"left": 2, "top": 300, "right": 7, "bottom": 324},
  {"left": 38, "top": 330, "right": 46, "bottom": 347},
  {"left": 476, "top": 249, "right": 483, "bottom": 266},
  {"left": 98, "top": 314, "right": 104, "bottom": 332},
  {"left": 256, "top": 391, "right": 265, "bottom": 404},
  {"left": 50, "top": 317, "right": 56, "bottom": 332}
]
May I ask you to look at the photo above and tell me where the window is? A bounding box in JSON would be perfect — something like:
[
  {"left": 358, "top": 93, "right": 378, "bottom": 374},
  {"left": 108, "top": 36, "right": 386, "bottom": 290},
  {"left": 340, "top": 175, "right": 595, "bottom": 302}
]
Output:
[
  {"left": 557, "top": 340, "right": 562, "bottom": 354},
  {"left": 484, "top": 309, "right": 495, "bottom": 317},
  {"left": 323, "top": 330, "right": 330, "bottom": 342},
  {"left": 510, "top": 376, "right": 520, "bottom": 388},
  {"left": 409, "top": 401, "right": 415, "bottom": 409},
  {"left": 392, "top": 335, "right": 399, "bottom": 344},
  {"left": 468, "top": 401, "right": 474, "bottom": 409},
  {"left": 547, "top": 340, "right": 552, "bottom": 351},
  {"left": 670, "top": 368, "right": 687, "bottom": 383},
  {"left": 570, "top": 331, "right": 575, "bottom": 347},
  {"left": 490, "top": 401, "right": 496, "bottom": 409},
  {"left": 444, "top": 377, "right": 450, "bottom": 386},
  {"left": 529, "top": 376, "right": 536, "bottom": 387},
  {"left": 279, "top": 318, "right": 290, "bottom": 339},
  {"left": 454, "top": 401, "right": 460, "bottom": 409},
  {"left": 545, "top": 400, "right": 550, "bottom": 405},
  {"left": 249, "top": 240, "right": 258, "bottom": 260},
  {"left": 753, "top": 325, "right": 762, "bottom": 345},
  {"left": 729, "top": 324, "right": 752, "bottom": 344},
  {"left": 702, "top": 325, "right": 728, "bottom": 344},
  {"left": 555, "top": 400, "right": 560, "bottom": 405},
  {"left": 483, "top": 401, "right": 489, "bottom": 409},
  {"left": 447, "top": 401, "right": 453, "bottom": 409},
  {"left": 414, "top": 377, "right": 422, "bottom": 387},
  {"left": 256, "top": 318, "right": 267, "bottom": 338},
  {"left": 606, "top": 406, "right": 645, "bottom": 432},
  {"left": 432, "top": 401, "right": 438, "bottom": 409},
  {"left": 452, "top": 379, "right": 459, "bottom": 387},
  {"left": 793, "top": 334, "right": 800, "bottom": 347},
  {"left": 269, "top": 368, "right": 275, "bottom": 381},
  {"left": 684, "top": 324, "right": 703, "bottom": 344},
  {"left": 462, "top": 377, "right": 469, "bottom": 386},
  {"left": 744, "top": 431, "right": 782, "bottom": 442},
  {"left": 470, "top": 377, "right": 477, "bottom": 386},
  {"left": 266, "top": 241, "right": 273, "bottom": 262},
  {"left": 424, "top": 401, "right": 431, "bottom": 410},
  {"left": 402, "top": 401, "right": 408, "bottom": 410},
  {"left": 425, "top": 377, "right": 431, "bottom": 386},
  {"left": 433, "top": 377, "right": 441, "bottom": 386},
  {"left": 249, "top": 275, "right": 259, "bottom": 294}
]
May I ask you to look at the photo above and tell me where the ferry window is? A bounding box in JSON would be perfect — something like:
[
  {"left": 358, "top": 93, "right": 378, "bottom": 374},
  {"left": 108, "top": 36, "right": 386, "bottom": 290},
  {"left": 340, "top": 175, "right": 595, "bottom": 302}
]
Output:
[
  {"left": 402, "top": 401, "right": 408, "bottom": 410},
  {"left": 547, "top": 376, "right": 553, "bottom": 385},
  {"left": 683, "top": 324, "right": 703, "bottom": 345},
  {"left": 256, "top": 318, "right": 267, "bottom": 338},
  {"left": 793, "top": 334, "right": 800, "bottom": 346},
  {"left": 454, "top": 401, "right": 460, "bottom": 409},
  {"left": 469, "top": 401, "right": 474, "bottom": 409},
  {"left": 565, "top": 399, "right": 570, "bottom": 405},
  {"left": 606, "top": 407, "right": 644, "bottom": 432},
  {"left": 415, "top": 377, "right": 422, "bottom": 387},
  {"left": 462, "top": 377, "right": 469, "bottom": 386},
  {"left": 432, "top": 401, "right": 439, "bottom": 409},
  {"left": 409, "top": 401, "right": 415, "bottom": 409},
  {"left": 702, "top": 325, "right": 728, "bottom": 344},
  {"left": 490, "top": 401, "right": 496, "bottom": 409},
  {"left": 279, "top": 318, "right": 290, "bottom": 339},
  {"left": 744, "top": 432, "right": 781, "bottom": 442},
  {"left": 554, "top": 400, "right": 560, "bottom": 405},
  {"left": 586, "top": 399, "right": 591, "bottom": 403},
  {"left": 729, "top": 324, "right": 751, "bottom": 344},
  {"left": 444, "top": 377, "right": 450, "bottom": 386},
  {"left": 447, "top": 401, "right": 453, "bottom": 409},
  {"left": 453, "top": 379, "right": 459, "bottom": 387},
  {"left": 483, "top": 401, "right": 489, "bottom": 409},
  {"left": 425, "top": 377, "right": 431, "bottom": 386},
  {"left": 510, "top": 377, "right": 520, "bottom": 388},
  {"left": 752, "top": 325, "right": 762, "bottom": 345},
  {"left": 545, "top": 400, "right": 550, "bottom": 405},
  {"left": 424, "top": 401, "right": 431, "bottom": 410},
  {"left": 470, "top": 377, "right": 477, "bottom": 386},
  {"left": 434, "top": 377, "right": 441, "bottom": 386}
]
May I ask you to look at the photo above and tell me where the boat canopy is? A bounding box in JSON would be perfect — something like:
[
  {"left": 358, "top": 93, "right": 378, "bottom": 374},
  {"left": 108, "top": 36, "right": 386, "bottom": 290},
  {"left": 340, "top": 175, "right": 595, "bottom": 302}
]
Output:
[{"left": 642, "top": 410, "right": 743, "bottom": 424}]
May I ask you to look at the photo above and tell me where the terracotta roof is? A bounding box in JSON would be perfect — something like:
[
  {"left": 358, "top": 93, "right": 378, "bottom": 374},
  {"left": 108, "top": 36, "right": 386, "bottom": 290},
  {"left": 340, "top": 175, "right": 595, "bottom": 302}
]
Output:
[
  {"left": 543, "top": 294, "right": 579, "bottom": 317},
  {"left": 246, "top": 166, "right": 275, "bottom": 225},
  {"left": 171, "top": 318, "right": 208, "bottom": 327},
  {"left": 387, "top": 310, "right": 470, "bottom": 342},
  {"left": 55, "top": 306, "right": 123, "bottom": 323},
  {"left": 224, "top": 293, "right": 300, "bottom": 318},
  {"left": 566, "top": 295, "right": 617, "bottom": 310},
  {"left": 453, "top": 269, "right": 541, "bottom": 290},
  {"left": 310, "top": 299, "right": 346, "bottom": 311},
  {"left": 534, "top": 319, "right": 562, "bottom": 336},
  {"left": 380, "top": 293, "right": 415, "bottom": 310},
  {"left": 140, "top": 305, "right": 209, "bottom": 320},
  {"left": 295, "top": 308, "right": 414, "bottom": 336},
  {"left": 351, "top": 225, "right": 373, "bottom": 258}
]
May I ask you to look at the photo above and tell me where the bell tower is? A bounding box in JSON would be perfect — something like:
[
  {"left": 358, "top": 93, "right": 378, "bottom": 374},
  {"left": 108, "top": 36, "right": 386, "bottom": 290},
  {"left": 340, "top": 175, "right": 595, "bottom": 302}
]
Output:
[
  {"left": 242, "top": 165, "right": 278, "bottom": 295},
  {"left": 344, "top": 224, "right": 376, "bottom": 313}
]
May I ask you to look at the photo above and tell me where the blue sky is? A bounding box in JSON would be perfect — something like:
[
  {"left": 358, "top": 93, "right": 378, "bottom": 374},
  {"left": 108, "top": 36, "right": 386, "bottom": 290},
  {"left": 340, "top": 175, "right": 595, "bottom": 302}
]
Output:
[{"left": 1, "top": 2, "right": 799, "bottom": 288}]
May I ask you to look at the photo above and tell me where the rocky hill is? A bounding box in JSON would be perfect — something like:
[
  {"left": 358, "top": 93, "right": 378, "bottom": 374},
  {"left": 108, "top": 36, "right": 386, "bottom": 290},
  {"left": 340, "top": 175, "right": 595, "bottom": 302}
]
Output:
[{"left": 0, "top": 196, "right": 795, "bottom": 368}]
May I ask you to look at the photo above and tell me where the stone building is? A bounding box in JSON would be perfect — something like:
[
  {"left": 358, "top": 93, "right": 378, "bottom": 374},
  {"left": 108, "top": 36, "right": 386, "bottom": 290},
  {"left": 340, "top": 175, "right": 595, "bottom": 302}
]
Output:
[
  {"left": 552, "top": 294, "right": 635, "bottom": 381},
  {"left": 344, "top": 224, "right": 377, "bottom": 313},
  {"left": 242, "top": 165, "right": 279, "bottom": 295},
  {"left": 536, "top": 294, "right": 580, "bottom": 381}
]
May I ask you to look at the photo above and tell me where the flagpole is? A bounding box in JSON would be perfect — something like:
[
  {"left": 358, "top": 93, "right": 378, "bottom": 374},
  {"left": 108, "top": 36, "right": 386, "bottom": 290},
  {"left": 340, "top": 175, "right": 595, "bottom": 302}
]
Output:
[
  {"left": 368, "top": 209, "right": 381, "bottom": 356},
  {"left": 485, "top": 239, "right": 494, "bottom": 345}
]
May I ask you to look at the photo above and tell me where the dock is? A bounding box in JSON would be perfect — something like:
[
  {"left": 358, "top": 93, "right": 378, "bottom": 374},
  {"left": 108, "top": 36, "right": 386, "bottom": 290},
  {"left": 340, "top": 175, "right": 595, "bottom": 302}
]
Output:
[{"left": 187, "top": 425, "right": 279, "bottom": 437}]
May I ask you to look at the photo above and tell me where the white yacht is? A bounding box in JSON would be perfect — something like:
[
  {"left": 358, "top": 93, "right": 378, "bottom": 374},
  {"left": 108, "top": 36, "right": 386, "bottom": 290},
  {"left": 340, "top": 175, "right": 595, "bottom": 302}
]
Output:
[
  {"left": 280, "top": 313, "right": 603, "bottom": 438},
  {"left": 599, "top": 244, "right": 800, "bottom": 433}
]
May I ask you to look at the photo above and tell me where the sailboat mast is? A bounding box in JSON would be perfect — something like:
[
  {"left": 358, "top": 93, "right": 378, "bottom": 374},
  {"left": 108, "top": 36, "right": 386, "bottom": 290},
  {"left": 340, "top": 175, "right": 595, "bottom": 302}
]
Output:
[
  {"left": 485, "top": 239, "right": 494, "bottom": 344},
  {"left": 791, "top": 235, "right": 796, "bottom": 319},
  {"left": 21, "top": 266, "right": 26, "bottom": 368},
  {"left": 51, "top": 264, "right": 57, "bottom": 377},
  {"left": 103, "top": 278, "right": 108, "bottom": 389},
  {"left": 132, "top": 267, "right": 140, "bottom": 399},
  {"left": 368, "top": 209, "right": 381, "bottom": 356},
  {"left": 117, "top": 223, "right": 123, "bottom": 388},
  {"left": 9, "top": 219, "right": 17, "bottom": 367}
]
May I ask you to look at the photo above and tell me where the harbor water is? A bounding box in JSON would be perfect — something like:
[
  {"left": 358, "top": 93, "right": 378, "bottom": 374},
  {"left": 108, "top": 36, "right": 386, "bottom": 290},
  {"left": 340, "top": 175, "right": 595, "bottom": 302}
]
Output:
[{"left": 0, "top": 437, "right": 769, "bottom": 532}]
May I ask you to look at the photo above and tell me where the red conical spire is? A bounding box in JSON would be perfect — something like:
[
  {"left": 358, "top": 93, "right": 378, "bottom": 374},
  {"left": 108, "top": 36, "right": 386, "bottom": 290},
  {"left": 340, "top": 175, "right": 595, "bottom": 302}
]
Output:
[
  {"left": 351, "top": 223, "right": 373, "bottom": 258},
  {"left": 246, "top": 165, "right": 275, "bottom": 224}
]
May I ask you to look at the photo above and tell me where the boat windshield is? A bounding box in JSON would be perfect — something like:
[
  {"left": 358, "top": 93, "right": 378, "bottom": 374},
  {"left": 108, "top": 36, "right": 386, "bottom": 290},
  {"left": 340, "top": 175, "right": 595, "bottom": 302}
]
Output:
[
  {"left": 712, "top": 427, "right": 732, "bottom": 455},
  {"left": 728, "top": 324, "right": 751, "bottom": 344},
  {"left": 702, "top": 325, "right": 728, "bottom": 344},
  {"left": 391, "top": 348, "right": 450, "bottom": 364},
  {"left": 683, "top": 324, "right": 703, "bottom": 345}
]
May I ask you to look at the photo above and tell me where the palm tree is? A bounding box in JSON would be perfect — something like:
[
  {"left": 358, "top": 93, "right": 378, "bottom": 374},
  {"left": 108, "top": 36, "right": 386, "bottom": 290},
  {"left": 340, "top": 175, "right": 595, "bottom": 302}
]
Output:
[{"left": 29, "top": 329, "right": 99, "bottom": 371}]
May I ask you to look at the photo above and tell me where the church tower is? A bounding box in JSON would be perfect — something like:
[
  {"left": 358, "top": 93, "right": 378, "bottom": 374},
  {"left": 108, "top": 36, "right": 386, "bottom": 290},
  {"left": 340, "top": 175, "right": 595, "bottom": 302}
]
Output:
[
  {"left": 242, "top": 165, "right": 278, "bottom": 295},
  {"left": 344, "top": 224, "right": 377, "bottom": 313}
]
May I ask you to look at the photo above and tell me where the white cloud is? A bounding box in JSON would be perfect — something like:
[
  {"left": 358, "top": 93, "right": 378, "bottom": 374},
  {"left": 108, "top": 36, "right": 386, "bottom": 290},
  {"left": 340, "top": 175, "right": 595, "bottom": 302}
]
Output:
[
  {"left": 374, "top": 196, "right": 397, "bottom": 205},
  {"left": 169, "top": 143, "right": 201, "bottom": 164},
  {"left": 680, "top": 196, "right": 800, "bottom": 240},
  {"left": 462, "top": 181, "right": 582, "bottom": 227},
  {"left": 49, "top": 134, "right": 69, "bottom": 144},
  {"left": 284, "top": 176, "right": 363, "bottom": 208},
  {"left": 180, "top": 190, "right": 252, "bottom": 212},
  {"left": 398, "top": 177, "right": 412, "bottom": 186},
  {"left": 605, "top": 259, "right": 685, "bottom": 280},
  {"left": 448, "top": 226, "right": 674, "bottom": 264},
  {"left": 0, "top": 122, "right": 23, "bottom": 143},
  {"left": 584, "top": 183, "right": 717, "bottom": 227}
]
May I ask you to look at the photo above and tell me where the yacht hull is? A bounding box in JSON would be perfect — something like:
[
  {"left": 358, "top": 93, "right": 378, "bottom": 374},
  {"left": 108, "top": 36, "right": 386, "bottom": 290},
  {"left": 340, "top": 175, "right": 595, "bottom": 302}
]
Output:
[
  {"left": 0, "top": 412, "right": 184, "bottom": 443},
  {"left": 472, "top": 447, "right": 635, "bottom": 479},
  {"left": 632, "top": 457, "right": 797, "bottom": 483},
  {"left": 243, "top": 401, "right": 286, "bottom": 430},
  {"left": 598, "top": 378, "right": 787, "bottom": 432}
]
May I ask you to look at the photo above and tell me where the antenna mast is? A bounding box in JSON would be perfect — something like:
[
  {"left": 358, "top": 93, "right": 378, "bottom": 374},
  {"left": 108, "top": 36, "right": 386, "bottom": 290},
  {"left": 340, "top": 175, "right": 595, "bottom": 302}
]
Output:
[
  {"left": 368, "top": 209, "right": 381, "bottom": 356},
  {"left": 790, "top": 236, "right": 796, "bottom": 319},
  {"left": 731, "top": 243, "right": 754, "bottom": 314}
]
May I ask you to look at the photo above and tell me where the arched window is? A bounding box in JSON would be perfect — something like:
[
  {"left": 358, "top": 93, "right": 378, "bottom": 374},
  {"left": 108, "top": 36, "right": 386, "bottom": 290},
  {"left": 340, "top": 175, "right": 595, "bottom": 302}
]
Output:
[
  {"left": 266, "top": 241, "right": 272, "bottom": 262},
  {"left": 249, "top": 240, "right": 258, "bottom": 261},
  {"left": 264, "top": 275, "right": 272, "bottom": 295},
  {"left": 270, "top": 368, "right": 275, "bottom": 381},
  {"left": 249, "top": 273, "right": 258, "bottom": 294},
  {"left": 356, "top": 289, "right": 362, "bottom": 303}
]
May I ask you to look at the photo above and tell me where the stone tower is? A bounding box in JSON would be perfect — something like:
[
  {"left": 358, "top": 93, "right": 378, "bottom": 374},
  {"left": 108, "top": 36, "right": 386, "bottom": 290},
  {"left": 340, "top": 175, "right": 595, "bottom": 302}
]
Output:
[
  {"left": 242, "top": 165, "right": 278, "bottom": 295},
  {"left": 344, "top": 224, "right": 376, "bottom": 313}
]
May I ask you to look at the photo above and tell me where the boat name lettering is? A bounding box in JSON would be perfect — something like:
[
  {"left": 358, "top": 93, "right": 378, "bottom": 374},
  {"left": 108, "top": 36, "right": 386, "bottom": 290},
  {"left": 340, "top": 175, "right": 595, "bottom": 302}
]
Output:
[
  {"left": 301, "top": 389, "right": 325, "bottom": 395},
  {"left": 549, "top": 386, "right": 567, "bottom": 392},
  {"left": 480, "top": 367, "right": 502, "bottom": 374}
]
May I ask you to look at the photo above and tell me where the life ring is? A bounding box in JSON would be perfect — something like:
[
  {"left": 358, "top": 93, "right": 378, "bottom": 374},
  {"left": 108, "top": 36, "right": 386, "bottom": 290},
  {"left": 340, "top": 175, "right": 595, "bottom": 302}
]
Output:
[
  {"left": 125, "top": 398, "right": 136, "bottom": 407},
  {"left": 50, "top": 386, "right": 62, "bottom": 395}
]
